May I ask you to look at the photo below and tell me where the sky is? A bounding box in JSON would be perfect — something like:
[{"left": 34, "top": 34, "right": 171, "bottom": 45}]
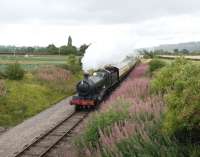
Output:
[{"left": 1, "top": 0, "right": 200, "bottom": 69}]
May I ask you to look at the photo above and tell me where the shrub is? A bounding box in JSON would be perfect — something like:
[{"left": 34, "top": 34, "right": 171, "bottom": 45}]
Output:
[
  {"left": 65, "top": 55, "right": 82, "bottom": 74},
  {"left": 190, "top": 146, "right": 200, "bottom": 157},
  {"left": 5, "top": 63, "right": 24, "bottom": 80},
  {"left": 149, "top": 59, "right": 166, "bottom": 73},
  {"left": 151, "top": 58, "right": 200, "bottom": 143}
]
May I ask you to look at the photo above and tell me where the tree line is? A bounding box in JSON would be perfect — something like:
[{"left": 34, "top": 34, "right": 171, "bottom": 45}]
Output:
[
  {"left": 0, "top": 36, "right": 90, "bottom": 56},
  {"left": 139, "top": 48, "right": 200, "bottom": 59}
]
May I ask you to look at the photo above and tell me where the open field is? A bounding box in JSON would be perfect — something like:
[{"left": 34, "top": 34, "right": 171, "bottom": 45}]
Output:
[
  {"left": 158, "top": 55, "right": 200, "bottom": 60},
  {"left": 149, "top": 55, "right": 200, "bottom": 65},
  {"left": 0, "top": 55, "right": 68, "bottom": 63},
  {"left": 0, "top": 55, "right": 69, "bottom": 72},
  {"left": 159, "top": 58, "right": 200, "bottom": 65}
]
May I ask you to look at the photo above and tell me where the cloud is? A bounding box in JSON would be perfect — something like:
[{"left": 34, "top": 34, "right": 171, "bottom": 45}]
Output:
[
  {"left": 1, "top": 14, "right": 200, "bottom": 47},
  {"left": 0, "top": 0, "right": 200, "bottom": 24},
  {"left": 81, "top": 14, "right": 200, "bottom": 70}
]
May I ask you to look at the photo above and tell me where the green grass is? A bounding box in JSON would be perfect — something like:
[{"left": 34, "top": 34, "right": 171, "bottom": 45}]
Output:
[
  {"left": 0, "top": 55, "right": 69, "bottom": 72},
  {"left": 0, "top": 55, "right": 81, "bottom": 72},
  {"left": 0, "top": 71, "right": 81, "bottom": 127},
  {"left": 0, "top": 55, "right": 68, "bottom": 63},
  {"left": 0, "top": 55, "right": 82, "bottom": 127},
  {"left": 159, "top": 58, "right": 200, "bottom": 65},
  {"left": 0, "top": 80, "right": 65, "bottom": 126},
  {"left": 0, "top": 64, "right": 51, "bottom": 73}
]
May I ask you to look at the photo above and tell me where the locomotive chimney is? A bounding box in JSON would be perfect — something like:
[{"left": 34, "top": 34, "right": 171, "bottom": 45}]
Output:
[{"left": 84, "top": 72, "right": 89, "bottom": 80}]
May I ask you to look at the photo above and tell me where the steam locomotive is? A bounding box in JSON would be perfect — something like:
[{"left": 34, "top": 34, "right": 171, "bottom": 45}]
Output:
[{"left": 70, "top": 60, "right": 137, "bottom": 109}]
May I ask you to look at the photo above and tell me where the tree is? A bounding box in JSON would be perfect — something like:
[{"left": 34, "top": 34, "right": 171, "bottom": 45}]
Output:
[
  {"left": 181, "top": 49, "right": 189, "bottom": 54},
  {"left": 60, "top": 45, "right": 68, "bottom": 54},
  {"left": 66, "top": 46, "right": 77, "bottom": 55},
  {"left": 26, "top": 47, "right": 34, "bottom": 53},
  {"left": 66, "top": 55, "right": 82, "bottom": 73},
  {"left": 47, "top": 44, "right": 58, "bottom": 54},
  {"left": 173, "top": 49, "right": 179, "bottom": 54},
  {"left": 78, "top": 44, "right": 91, "bottom": 56},
  {"left": 67, "top": 36, "right": 72, "bottom": 47}
]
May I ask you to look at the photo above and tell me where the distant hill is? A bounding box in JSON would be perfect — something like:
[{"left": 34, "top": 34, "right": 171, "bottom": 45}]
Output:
[{"left": 153, "top": 41, "right": 200, "bottom": 52}]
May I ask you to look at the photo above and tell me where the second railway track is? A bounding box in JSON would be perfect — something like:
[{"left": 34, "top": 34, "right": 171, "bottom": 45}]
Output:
[{"left": 15, "top": 111, "right": 89, "bottom": 157}]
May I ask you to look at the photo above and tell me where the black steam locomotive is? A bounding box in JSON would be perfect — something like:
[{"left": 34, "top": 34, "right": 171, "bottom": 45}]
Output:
[{"left": 70, "top": 60, "right": 136, "bottom": 109}]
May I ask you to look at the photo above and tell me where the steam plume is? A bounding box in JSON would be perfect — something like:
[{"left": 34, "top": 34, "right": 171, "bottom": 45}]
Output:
[{"left": 81, "top": 41, "right": 138, "bottom": 71}]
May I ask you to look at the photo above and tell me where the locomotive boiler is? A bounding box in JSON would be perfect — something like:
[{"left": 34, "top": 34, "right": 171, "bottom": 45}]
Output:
[{"left": 70, "top": 66, "right": 119, "bottom": 109}]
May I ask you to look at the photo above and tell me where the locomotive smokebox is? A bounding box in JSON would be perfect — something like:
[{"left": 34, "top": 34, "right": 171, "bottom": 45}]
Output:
[{"left": 77, "top": 80, "right": 90, "bottom": 96}]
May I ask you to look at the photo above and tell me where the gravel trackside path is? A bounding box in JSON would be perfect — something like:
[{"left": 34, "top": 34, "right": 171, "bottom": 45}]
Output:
[{"left": 0, "top": 97, "right": 75, "bottom": 157}]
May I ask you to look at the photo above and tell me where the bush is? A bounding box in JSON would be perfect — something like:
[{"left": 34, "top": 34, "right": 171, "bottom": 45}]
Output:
[
  {"left": 149, "top": 59, "right": 166, "bottom": 73},
  {"left": 151, "top": 58, "right": 200, "bottom": 143},
  {"left": 5, "top": 63, "right": 24, "bottom": 80},
  {"left": 65, "top": 55, "right": 82, "bottom": 74}
]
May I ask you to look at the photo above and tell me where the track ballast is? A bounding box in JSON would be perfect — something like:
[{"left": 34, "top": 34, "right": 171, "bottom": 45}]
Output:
[{"left": 15, "top": 111, "right": 88, "bottom": 157}]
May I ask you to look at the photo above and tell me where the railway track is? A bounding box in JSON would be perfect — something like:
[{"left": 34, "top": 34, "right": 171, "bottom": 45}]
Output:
[
  {"left": 15, "top": 111, "right": 89, "bottom": 157},
  {"left": 13, "top": 61, "right": 137, "bottom": 157}
]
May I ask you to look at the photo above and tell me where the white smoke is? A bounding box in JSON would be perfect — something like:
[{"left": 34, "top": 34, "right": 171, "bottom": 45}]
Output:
[{"left": 81, "top": 41, "right": 138, "bottom": 71}]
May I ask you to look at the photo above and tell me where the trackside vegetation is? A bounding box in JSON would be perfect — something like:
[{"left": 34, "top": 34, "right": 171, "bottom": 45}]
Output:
[
  {"left": 0, "top": 55, "right": 82, "bottom": 127},
  {"left": 151, "top": 58, "right": 200, "bottom": 144},
  {"left": 74, "top": 61, "right": 200, "bottom": 157}
]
